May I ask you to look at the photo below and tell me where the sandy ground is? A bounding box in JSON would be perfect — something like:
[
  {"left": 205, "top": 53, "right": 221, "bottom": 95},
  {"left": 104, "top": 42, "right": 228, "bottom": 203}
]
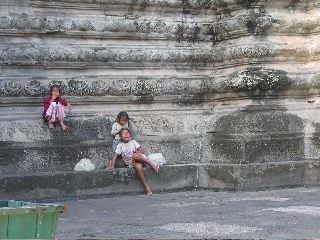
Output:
[{"left": 56, "top": 187, "right": 320, "bottom": 239}]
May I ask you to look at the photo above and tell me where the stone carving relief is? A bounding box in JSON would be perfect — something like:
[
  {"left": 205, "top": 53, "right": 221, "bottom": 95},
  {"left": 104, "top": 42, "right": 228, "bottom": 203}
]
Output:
[
  {"left": 4, "top": 81, "right": 22, "bottom": 96},
  {"left": 45, "top": 18, "right": 61, "bottom": 32},
  {"left": 0, "top": 1, "right": 318, "bottom": 100},
  {"left": 25, "top": 80, "right": 45, "bottom": 96},
  {"left": 1, "top": 43, "right": 273, "bottom": 66},
  {"left": 30, "top": 17, "right": 44, "bottom": 30},
  {"left": 32, "top": 0, "right": 236, "bottom": 9},
  {"left": 245, "top": 11, "right": 274, "bottom": 35},
  {"left": 1, "top": 10, "right": 319, "bottom": 47},
  {"left": 31, "top": 0, "right": 320, "bottom": 11},
  {"left": 68, "top": 79, "right": 90, "bottom": 96},
  {"left": 13, "top": 14, "right": 29, "bottom": 30},
  {"left": 0, "top": 67, "right": 300, "bottom": 98},
  {"left": 285, "top": 1, "right": 320, "bottom": 11},
  {"left": 131, "top": 79, "right": 164, "bottom": 96},
  {"left": 0, "top": 78, "right": 214, "bottom": 97},
  {"left": 0, "top": 16, "right": 10, "bottom": 29},
  {"left": 91, "top": 80, "right": 109, "bottom": 96},
  {"left": 0, "top": 12, "right": 288, "bottom": 42},
  {"left": 109, "top": 80, "right": 131, "bottom": 96}
]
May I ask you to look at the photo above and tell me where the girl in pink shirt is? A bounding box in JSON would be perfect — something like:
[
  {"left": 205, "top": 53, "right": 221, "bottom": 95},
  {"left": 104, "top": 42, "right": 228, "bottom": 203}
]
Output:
[{"left": 43, "top": 85, "right": 72, "bottom": 130}]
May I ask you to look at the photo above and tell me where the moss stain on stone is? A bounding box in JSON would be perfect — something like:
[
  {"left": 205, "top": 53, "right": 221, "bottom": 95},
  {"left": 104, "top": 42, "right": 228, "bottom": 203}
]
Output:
[{"left": 222, "top": 67, "right": 292, "bottom": 96}]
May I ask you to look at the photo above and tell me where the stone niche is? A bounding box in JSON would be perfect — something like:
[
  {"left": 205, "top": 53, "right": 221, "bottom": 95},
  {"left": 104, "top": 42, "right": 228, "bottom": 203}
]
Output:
[{"left": 1, "top": 0, "right": 320, "bottom": 198}]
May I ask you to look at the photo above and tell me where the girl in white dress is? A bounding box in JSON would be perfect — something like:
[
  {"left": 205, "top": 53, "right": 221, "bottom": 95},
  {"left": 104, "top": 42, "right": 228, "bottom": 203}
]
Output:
[{"left": 107, "top": 128, "right": 159, "bottom": 195}]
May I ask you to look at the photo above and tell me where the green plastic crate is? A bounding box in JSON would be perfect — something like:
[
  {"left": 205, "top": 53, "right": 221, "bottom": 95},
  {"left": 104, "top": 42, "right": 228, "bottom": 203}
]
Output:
[{"left": 0, "top": 200, "right": 64, "bottom": 239}]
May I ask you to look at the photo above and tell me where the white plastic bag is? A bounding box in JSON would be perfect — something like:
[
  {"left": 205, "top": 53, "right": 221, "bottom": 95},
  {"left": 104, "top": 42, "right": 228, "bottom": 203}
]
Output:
[
  {"left": 74, "top": 158, "right": 95, "bottom": 171},
  {"left": 147, "top": 153, "right": 166, "bottom": 166}
]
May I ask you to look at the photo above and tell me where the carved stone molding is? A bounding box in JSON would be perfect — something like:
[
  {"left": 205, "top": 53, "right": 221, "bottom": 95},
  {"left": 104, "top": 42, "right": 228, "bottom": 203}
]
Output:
[
  {"left": 2, "top": 12, "right": 319, "bottom": 40},
  {"left": 30, "top": 0, "right": 320, "bottom": 12},
  {"left": 30, "top": 0, "right": 239, "bottom": 11},
  {"left": 0, "top": 2, "right": 319, "bottom": 98},
  {"left": 0, "top": 43, "right": 273, "bottom": 66},
  {"left": 0, "top": 77, "right": 214, "bottom": 97},
  {"left": 0, "top": 12, "right": 277, "bottom": 41},
  {"left": 2, "top": 67, "right": 319, "bottom": 98}
]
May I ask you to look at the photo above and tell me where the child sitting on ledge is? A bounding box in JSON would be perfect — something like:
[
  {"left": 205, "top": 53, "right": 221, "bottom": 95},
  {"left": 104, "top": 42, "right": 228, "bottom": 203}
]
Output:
[
  {"left": 43, "top": 84, "right": 72, "bottom": 131},
  {"left": 106, "top": 127, "right": 159, "bottom": 195}
]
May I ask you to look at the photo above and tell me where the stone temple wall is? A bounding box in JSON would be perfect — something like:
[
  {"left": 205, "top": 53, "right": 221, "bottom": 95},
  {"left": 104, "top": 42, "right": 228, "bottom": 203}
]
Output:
[{"left": 1, "top": 0, "right": 320, "bottom": 198}]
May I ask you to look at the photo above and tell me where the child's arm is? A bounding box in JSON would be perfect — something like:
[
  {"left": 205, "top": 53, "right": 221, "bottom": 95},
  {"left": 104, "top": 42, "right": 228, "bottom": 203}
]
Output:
[
  {"left": 136, "top": 146, "right": 145, "bottom": 154},
  {"left": 57, "top": 97, "right": 72, "bottom": 110},
  {"left": 107, "top": 153, "right": 118, "bottom": 170},
  {"left": 43, "top": 96, "right": 51, "bottom": 105},
  {"left": 43, "top": 96, "right": 51, "bottom": 116},
  {"left": 66, "top": 103, "right": 72, "bottom": 110},
  {"left": 111, "top": 123, "right": 122, "bottom": 136}
]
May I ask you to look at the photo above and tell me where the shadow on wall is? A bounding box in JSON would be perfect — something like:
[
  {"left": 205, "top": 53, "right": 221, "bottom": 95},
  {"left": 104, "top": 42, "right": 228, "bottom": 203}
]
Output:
[
  {"left": 311, "top": 122, "right": 320, "bottom": 152},
  {"left": 204, "top": 105, "right": 305, "bottom": 164}
]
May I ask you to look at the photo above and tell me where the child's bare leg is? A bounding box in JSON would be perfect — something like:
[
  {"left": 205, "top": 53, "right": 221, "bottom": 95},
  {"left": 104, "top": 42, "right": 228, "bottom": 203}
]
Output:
[
  {"left": 48, "top": 121, "right": 54, "bottom": 129},
  {"left": 105, "top": 160, "right": 112, "bottom": 170},
  {"left": 106, "top": 159, "right": 115, "bottom": 171},
  {"left": 133, "top": 162, "right": 152, "bottom": 195},
  {"left": 59, "top": 119, "right": 68, "bottom": 131},
  {"left": 132, "top": 153, "right": 159, "bottom": 173},
  {"left": 106, "top": 154, "right": 118, "bottom": 171}
]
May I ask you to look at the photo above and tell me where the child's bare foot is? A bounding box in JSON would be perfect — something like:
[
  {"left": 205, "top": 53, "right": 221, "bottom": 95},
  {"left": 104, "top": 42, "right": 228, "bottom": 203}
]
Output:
[
  {"left": 48, "top": 122, "right": 54, "bottom": 129},
  {"left": 105, "top": 161, "right": 114, "bottom": 171},
  {"left": 61, "top": 123, "right": 68, "bottom": 131},
  {"left": 148, "top": 160, "right": 159, "bottom": 173},
  {"left": 146, "top": 186, "right": 152, "bottom": 195}
]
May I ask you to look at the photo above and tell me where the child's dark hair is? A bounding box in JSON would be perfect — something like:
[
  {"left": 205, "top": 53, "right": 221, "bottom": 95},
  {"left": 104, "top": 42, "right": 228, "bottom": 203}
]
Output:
[
  {"left": 49, "top": 85, "right": 61, "bottom": 95},
  {"left": 116, "top": 111, "right": 130, "bottom": 127},
  {"left": 116, "top": 111, "right": 129, "bottom": 121},
  {"left": 119, "top": 127, "right": 131, "bottom": 137}
]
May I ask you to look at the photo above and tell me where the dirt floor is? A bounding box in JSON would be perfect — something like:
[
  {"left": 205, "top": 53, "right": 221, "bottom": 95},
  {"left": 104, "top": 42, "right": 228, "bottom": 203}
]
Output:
[{"left": 56, "top": 187, "right": 320, "bottom": 239}]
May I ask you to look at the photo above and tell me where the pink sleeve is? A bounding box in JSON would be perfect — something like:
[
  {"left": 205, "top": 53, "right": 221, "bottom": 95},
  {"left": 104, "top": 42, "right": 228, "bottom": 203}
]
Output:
[
  {"left": 57, "top": 97, "right": 68, "bottom": 106},
  {"left": 42, "top": 96, "right": 51, "bottom": 116},
  {"left": 43, "top": 96, "right": 51, "bottom": 105}
]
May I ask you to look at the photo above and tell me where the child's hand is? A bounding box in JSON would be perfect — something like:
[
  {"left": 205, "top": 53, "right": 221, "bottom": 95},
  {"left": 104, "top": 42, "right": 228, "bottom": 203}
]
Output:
[
  {"left": 106, "top": 166, "right": 114, "bottom": 171},
  {"left": 51, "top": 96, "right": 58, "bottom": 102},
  {"left": 67, "top": 103, "right": 72, "bottom": 110}
]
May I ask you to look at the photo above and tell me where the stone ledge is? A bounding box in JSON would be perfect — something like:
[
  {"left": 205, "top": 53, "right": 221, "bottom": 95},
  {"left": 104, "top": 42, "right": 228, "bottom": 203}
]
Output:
[
  {"left": 1, "top": 162, "right": 319, "bottom": 201},
  {"left": 198, "top": 161, "right": 320, "bottom": 191},
  {"left": 0, "top": 165, "right": 198, "bottom": 201}
]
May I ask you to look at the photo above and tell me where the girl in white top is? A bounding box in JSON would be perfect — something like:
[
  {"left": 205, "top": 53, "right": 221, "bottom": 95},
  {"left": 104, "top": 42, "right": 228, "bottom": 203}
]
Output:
[
  {"left": 106, "top": 111, "right": 129, "bottom": 169},
  {"left": 106, "top": 128, "right": 159, "bottom": 195}
]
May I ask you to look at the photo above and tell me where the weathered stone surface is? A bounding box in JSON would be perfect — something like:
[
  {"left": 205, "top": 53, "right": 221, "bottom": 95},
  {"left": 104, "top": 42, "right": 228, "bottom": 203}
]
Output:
[
  {"left": 202, "top": 105, "right": 305, "bottom": 164},
  {"left": 199, "top": 161, "right": 308, "bottom": 191},
  {"left": 0, "top": 165, "right": 198, "bottom": 200},
  {"left": 198, "top": 164, "right": 237, "bottom": 190},
  {"left": 1, "top": 0, "right": 320, "bottom": 198},
  {"left": 1, "top": 161, "right": 317, "bottom": 200},
  {"left": 0, "top": 115, "right": 198, "bottom": 175}
]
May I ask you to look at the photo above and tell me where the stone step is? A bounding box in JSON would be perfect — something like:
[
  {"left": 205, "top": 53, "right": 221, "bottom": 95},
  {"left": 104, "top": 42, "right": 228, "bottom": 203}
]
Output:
[
  {"left": 0, "top": 165, "right": 197, "bottom": 201},
  {"left": 1, "top": 162, "right": 319, "bottom": 201}
]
